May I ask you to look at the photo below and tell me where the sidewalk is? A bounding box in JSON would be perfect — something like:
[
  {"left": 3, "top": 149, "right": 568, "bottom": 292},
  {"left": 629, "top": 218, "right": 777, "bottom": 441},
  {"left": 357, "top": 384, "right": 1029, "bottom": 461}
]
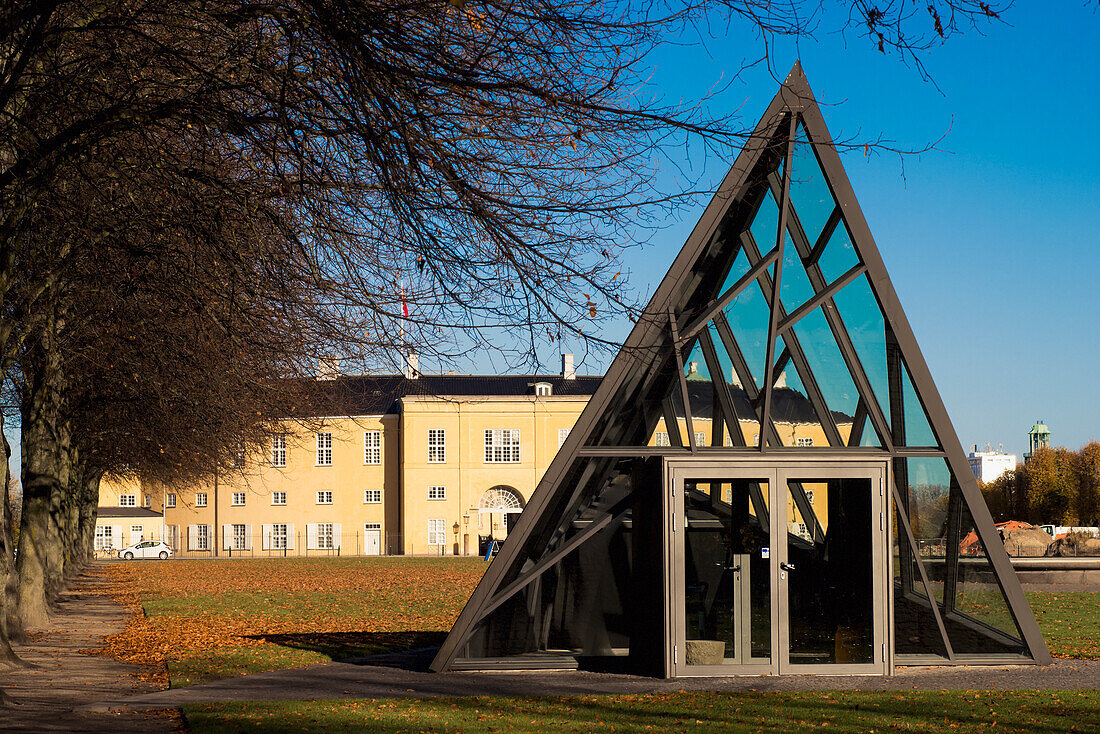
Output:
[
  {"left": 91, "top": 647, "right": 1100, "bottom": 713},
  {"left": 0, "top": 567, "right": 182, "bottom": 733}
]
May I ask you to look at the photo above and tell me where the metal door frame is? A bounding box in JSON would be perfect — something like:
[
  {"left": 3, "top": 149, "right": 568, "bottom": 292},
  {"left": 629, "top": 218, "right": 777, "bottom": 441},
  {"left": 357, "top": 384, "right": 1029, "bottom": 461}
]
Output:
[{"left": 665, "top": 456, "right": 892, "bottom": 677}]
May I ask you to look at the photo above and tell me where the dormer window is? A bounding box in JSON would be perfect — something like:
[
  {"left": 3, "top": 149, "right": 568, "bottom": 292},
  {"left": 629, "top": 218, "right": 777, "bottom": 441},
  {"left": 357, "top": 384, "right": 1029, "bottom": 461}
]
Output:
[{"left": 534, "top": 382, "right": 552, "bottom": 397}]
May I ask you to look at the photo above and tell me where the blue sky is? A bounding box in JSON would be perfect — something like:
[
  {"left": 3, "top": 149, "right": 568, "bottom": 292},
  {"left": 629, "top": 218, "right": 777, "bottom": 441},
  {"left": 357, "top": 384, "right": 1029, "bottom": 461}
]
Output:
[{"left": 6, "top": 5, "right": 1098, "bottom": 474}]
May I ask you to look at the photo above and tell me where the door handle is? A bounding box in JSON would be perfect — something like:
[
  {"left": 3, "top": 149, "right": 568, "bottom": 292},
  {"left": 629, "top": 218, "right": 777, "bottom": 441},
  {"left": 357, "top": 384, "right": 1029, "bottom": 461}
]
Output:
[{"left": 780, "top": 562, "right": 796, "bottom": 572}]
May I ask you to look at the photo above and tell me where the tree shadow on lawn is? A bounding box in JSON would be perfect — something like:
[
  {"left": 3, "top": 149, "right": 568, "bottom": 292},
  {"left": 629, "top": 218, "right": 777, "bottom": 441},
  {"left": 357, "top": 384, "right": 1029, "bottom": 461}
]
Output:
[{"left": 243, "top": 631, "right": 445, "bottom": 670}]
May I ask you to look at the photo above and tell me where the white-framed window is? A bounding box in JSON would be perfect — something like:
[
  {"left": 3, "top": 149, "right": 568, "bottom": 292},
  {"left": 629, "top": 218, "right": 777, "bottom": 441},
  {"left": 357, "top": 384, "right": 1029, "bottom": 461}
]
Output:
[
  {"left": 428, "top": 429, "right": 446, "bottom": 463},
  {"left": 363, "top": 489, "right": 382, "bottom": 504},
  {"left": 231, "top": 524, "right": 248, "bottom": 550},
  {"left": 558, "top": 427, "right": 571, "bottom": 448},
  {"left": 143, "top": 495, "right": 152, "bottom": 508},
  {"left": 196, "top": 492, "right": 208, "bottom": 507},
  {"left": 796, "top": 437, "right": 814, "bottom": 447},
  {"left": 364, "top": 522, "right": 381, "bottom": 530},
  {"left": 364, "top": 431, "right": 381, "bottom": 465},
  {"left": 428, "top": 518, "right": 446, "bottom": 546},
  {"left": 654, "top": 431, "right": 670, "bottom": 447},
  {"left": 428, "top": 486, "right": 446, "bottom": 501},
  {"left": 119, "top": 495, "right": 136, "bottom": 507},
  {"left": 131, "top": 524, "right": 143, "bottom": 540},
  {"left": 271, "top": 434, "right": 287, "bottom": 467},
  {"left": 272, "top": 491, "right": 287, "bottom": 506},
  {"left": 317, "top": 522, "right": 335, "bottom": 549},
  {"left": 317, "top": 490, "right": 333, "bottom": 505},
  {"left": 316, "top": 432, "right": 333, "bottom": 465},
  {"left": 693, "top": 431, "right": 706, "bottom": 447},
  {"left": 484, "top": 428, "right": 520, "bottom": 463},
  {"left": 805, "top": 489, "right": 815, "bottom": 505},
  {"left": 752, "top": 434, "right": 760, "bottom": 447},
  {"left": 166, "top": 493, "right": 176, "bottom": 508},
  {"left": 232, "top": 491, "right": 246, "bottom": 506},
  {"left": 233, "top": 445, "right": 246, "bottom": 468},
  {"left": 95, "top": 526, "right": 113, "bottom": 551},
  {"left": 535, "top": 382, "right": 552, "bottom": 396},
  {"left": 271, "top": 523, "right": 288, "bottom": 550},
  {"left": 196, "top": 524, "right": 209, "bottom": 550}
]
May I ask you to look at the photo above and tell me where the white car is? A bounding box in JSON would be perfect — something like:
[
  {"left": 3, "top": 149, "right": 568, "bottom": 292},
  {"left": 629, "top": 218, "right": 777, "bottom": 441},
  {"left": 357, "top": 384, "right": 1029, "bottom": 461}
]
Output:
[{"left": 118, "top": 540, "right": 173, "bottom": 560}]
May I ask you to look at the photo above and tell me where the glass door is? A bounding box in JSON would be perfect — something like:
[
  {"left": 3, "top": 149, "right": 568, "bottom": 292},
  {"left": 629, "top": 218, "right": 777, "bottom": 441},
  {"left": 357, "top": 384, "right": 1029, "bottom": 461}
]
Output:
[
  {"left": 668, "top": 461, "right": 889, "bottom": 677},
  {"left": 777, "top": 466, "right": 888, "bottom": 674},
  {"left": 670, "top": 467, "right": 776, "bottom": 675}
]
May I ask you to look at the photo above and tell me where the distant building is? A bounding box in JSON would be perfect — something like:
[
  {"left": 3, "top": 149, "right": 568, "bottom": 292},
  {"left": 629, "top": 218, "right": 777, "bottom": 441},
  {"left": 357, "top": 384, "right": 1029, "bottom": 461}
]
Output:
[
  {"left": 95, "top": 354, "right": 850, "bottom": 557},
  {"left": 967, "top": 445, "right": 1016, "bottom": 483},
  {"left": 1024, "top": 420, "right": 1051, "bottom": 462}
]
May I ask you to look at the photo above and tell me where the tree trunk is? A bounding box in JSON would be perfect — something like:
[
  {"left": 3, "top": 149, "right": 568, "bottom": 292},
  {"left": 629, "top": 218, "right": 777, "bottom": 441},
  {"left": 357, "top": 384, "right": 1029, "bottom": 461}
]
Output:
[
  {"left": 0, "top": 417, "right": 23, "bottom": 667},
  {"left": 14, "top": 305, "right": 68, "bottom": 631}
]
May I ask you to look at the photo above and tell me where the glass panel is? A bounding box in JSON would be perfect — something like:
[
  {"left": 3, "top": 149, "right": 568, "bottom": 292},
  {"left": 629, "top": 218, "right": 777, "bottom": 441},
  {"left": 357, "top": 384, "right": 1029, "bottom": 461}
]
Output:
[
  {"left": 778, "top": 234, "right": 815, "bottom": 316},
  {"left": 707, "top": 323, "right": 761, "bottom": 446},
  {"left": 586, "top": 346, "right": 677, "bottom": 447},
  {"left": 459, "top": 457, "right": 643, "bottom": 665},
  {"left": 900, "top": 361, "right": 940, "bottom": 448},
  {"left": 718, "top": 280, "right": 770, "bottom": 394},
  {"left": 816, "top": 220, "right": 861, "bottom": 285},
  {"left": 946, "top": 488, "right": 1029, "bottom": 656},
  {"left": 789, "top": 127, "right": 835, "bottom": 247},
  {"left": 788, "top": 307, "right": 877, "bottom": 446},
  {"left": 770, "top": 336, "right": 829, "bottom": 448},
  {"left": 892, "top": 506, "right": 950, "bottom": 659},
  {"left": 832, "top": 275, "right": 890, "bottom": 427},
  {"left": 749, "top": 175, "right": 781, "bottom": 255},
  {"left": 785, "top": 477, "right": 875, "bottom": 665},
  {"left": 684, "top": 477, "right": 771, "bottom": 665}
]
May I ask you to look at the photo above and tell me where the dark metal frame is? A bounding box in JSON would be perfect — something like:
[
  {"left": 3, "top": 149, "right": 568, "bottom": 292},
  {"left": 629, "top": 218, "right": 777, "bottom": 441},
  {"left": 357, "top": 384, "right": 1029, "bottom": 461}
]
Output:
[{"left": 430, "top": 63, "right": 1051, "bottom": 673}]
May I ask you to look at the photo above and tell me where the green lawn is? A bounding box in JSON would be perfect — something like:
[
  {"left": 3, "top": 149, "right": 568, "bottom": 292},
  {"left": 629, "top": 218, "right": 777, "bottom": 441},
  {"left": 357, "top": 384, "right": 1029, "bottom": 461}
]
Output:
[
  {"left": 109, "top": 558, "right": 1098, "bottom": 691},
  {"left": 183, "top": 690, "right": 1100, "bottom": 733}
]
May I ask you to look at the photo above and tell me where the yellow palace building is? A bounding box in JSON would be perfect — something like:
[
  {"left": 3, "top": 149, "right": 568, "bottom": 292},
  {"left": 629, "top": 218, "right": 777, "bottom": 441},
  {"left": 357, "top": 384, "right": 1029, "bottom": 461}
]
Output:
[{"left": 96, "top": 355, "right": 848, "bottom": 557}]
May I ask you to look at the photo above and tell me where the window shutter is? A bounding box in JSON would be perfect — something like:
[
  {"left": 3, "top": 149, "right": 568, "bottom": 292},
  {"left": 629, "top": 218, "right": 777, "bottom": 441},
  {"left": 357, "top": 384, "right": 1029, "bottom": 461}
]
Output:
[
  {"left": 187, "top": 525, "right": 197, "bottom": 550},
  {"left": 262, "top": 524, "right": 272, "bottom": 551},
  {"left": 333, "top": 523, "right": 342, "bottom": 549},
  {"left": 111, "top": 525, "right": 123, "bottom": 550},
  {"left": 222, "top": 525, "right": 232, "bottom": 551},
  {"left": 306, "top": 523, "right": 317, "bottom": 550},
  {"left": 244, "top": 524, "right": 253, "bottom": 550},
  {"left": 286, "top": 524, "right": 296, "bottom": 550}
]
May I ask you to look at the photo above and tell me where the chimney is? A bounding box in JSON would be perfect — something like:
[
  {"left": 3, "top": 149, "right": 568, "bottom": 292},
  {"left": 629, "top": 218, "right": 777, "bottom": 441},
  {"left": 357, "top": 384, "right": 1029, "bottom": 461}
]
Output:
[
  {"left": 404, "top": 352, "right": 419, "bottom": 379},
  {"left": 317, "top": 356, "right": 340, "bottom": 381},
  {"left": 688, "top": 361, "right": 699, "bottom": 375},
  {"left": 561, "top": 353, "right": 575, "bottom": 380}
]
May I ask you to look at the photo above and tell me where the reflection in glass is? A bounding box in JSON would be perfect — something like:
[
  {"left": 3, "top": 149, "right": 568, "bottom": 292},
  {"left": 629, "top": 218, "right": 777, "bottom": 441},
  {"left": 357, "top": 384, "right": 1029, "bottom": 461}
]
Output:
[
  {"left": 459, "top": 458, "right": 641, "bottom": 665},
  {"left": 684, "top": 478, "right": 772, "bottom": 664},
  {"left": 892, "top": 505, "right": 950, "bottom": 659},
  {"left": 816, "top": 220, "right": 861, "bottom": 285},
  {"left": 788, "top": 127, "right": 836, "bottom": 246},
  {"left": 832, "top": 275, "right": 890, "bottom": 428},
  {"left": 789, "top": 308, "right": 864, "bottom": 439},
  {"left": 947, "top": 493, "right": 1028, "bottom": 656},
  {"left": 786, "top": 478, "right": 874, "bottom": 664}
]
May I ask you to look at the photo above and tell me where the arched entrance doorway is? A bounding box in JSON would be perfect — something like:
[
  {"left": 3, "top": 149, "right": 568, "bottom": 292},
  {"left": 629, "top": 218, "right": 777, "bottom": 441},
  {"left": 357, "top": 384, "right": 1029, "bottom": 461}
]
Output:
[{"left": 478, "top": 486, "right": 525, "bottom": 551}]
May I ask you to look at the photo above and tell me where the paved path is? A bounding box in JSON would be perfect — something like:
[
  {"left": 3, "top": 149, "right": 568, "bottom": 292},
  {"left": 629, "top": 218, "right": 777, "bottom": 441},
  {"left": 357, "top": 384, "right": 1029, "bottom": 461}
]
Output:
[
  {"left": 0, "top": 569, "right": 183, "bottom": 733},
  {"left": 91, "top": 647, "right": 1100, "bottom": 713}
]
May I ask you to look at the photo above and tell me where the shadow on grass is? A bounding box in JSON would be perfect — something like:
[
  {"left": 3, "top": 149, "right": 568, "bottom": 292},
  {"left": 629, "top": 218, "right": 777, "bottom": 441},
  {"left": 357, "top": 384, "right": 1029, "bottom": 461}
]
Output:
[{"left": 243, "top": 630, "right": 446, "bottom": 669}]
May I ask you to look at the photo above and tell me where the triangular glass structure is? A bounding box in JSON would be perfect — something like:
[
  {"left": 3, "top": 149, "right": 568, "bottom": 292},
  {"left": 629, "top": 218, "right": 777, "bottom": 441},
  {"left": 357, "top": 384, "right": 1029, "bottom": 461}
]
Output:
[{"left": 432, "top": 64, "right": 1049, "bottom": 675}]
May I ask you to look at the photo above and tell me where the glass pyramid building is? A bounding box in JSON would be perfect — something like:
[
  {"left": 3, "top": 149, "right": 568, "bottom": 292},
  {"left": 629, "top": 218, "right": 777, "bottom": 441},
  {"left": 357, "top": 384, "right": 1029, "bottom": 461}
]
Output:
[{"left": 431, "top": 63, "right": 1050, "bottom": 676}]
